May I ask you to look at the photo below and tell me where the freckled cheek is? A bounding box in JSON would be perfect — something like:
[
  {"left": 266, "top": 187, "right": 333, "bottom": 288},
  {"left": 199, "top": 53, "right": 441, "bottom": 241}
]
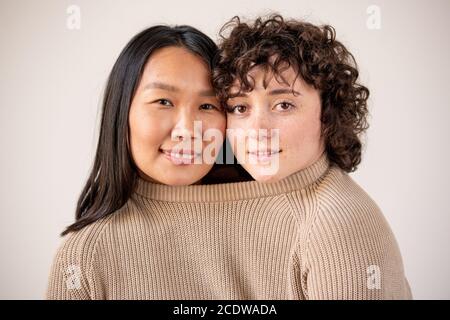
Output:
[
  {"left": 275, "top": 116, "right": 305, "bottom": 148},
  {"left": 280, "top": 120, "right": 322, "bottom": 155},
  {"left": 226, "top": 117, "right": 244, "bottom": 131},
  {"left": 225, "top": 117, "right": 247, "bottom": 145},
  {"left": 226, "top": 117, "right": 253, "bottom": 149},
  {"left": 302, "top": 109, "right": 323, "bottom": 141},
  {"left": 278, "top": 130, "right": 301, "bottom": 153}
]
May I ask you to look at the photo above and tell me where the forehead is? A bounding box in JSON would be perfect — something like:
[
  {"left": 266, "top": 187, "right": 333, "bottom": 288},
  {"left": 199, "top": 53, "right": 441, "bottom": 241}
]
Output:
[
  {"left": 230, "top": 63, "right": 301, "bottom": 93},
  {"left": 141, "top": 46, "right": 212, "bottom": 87}
]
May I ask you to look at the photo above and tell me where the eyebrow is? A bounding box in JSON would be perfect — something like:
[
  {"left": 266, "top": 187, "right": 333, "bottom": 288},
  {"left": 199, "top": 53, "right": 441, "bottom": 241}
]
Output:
[
  {"left": 143, "top": 81, "right": 216, "bottom": 97},
  {"left": 144, "top": 81, "right": 178, "bottom": 92},
  {"left": 268, "top": 88, "right": 301, "bottom": 96},
  {"left": 230, "top": 88, "right": 301, "bottom": 98}
]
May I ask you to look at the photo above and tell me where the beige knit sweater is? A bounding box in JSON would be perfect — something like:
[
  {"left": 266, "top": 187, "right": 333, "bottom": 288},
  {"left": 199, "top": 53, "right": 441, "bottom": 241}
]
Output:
[{"left": 46, "top": 152, "right": 412, "bottom": 299}]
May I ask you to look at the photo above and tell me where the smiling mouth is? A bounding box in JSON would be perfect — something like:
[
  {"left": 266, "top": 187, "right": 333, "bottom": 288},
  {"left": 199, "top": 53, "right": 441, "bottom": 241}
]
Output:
[
  {"left": 159, "top": 148, "right": 202, "bottom": 165},
  {"left": 247, "top": 150, "right": 282, "bottom": 156},
  {"left": 246, "top": 149, "right": 282, "bottom": 163}
]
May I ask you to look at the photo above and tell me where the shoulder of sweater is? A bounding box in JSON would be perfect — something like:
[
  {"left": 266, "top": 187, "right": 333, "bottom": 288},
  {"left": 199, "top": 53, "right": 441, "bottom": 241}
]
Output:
[
  {"left": 305, "top": 165, "right": 395, "bottom": 248},
  {"left": 285, "top": 165, "right": 394, "bottom": 255},
  {"left": 285, "top": 164, "right": 382, "bottom": 216},
  {"left": 314, "top": 165, "right": 385, "bottom": 219},
  {"left": 47, "top": 207, "right": 132, "bottom": 299},
  {"left": 54, "top": 204, "right": 130, "bottom": 266}
]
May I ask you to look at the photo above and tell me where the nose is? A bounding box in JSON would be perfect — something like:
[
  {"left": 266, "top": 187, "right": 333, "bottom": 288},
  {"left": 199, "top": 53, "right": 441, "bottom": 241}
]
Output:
[{"left": 171, "top": 108, "right": 202, "bottom": 142}]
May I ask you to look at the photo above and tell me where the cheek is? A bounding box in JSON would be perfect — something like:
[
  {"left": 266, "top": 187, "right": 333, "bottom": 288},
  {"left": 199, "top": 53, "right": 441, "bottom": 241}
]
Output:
[
  {"left": 226, "top": 117, "right": 246, "bottom": 145},
  {"left": 201, "top": 115, "right": 226, "bottom": 155},
  {"left": 224, "top": 118, "right": 247, "bottom": 160},
  {"left": 226, "top": 116, "right": 245, "bottom": 130},
  {"left": 226, "top": 116, "right": 250, "bottom": 143},
  {"left": 279, "top": 110, "right": 322, "bottom": 151},
  {"left": 129, "top": 107, "right": 171, "bottom": 156}
]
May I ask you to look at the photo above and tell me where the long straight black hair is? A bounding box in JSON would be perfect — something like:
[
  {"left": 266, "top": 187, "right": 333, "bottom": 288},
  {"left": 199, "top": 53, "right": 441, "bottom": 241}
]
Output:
[{"left": 62, "top": 25, "right": 251, "bottom": 236}]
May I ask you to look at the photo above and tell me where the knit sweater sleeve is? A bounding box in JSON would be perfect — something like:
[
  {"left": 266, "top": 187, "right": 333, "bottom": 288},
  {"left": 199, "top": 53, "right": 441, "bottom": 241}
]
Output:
[
  {"left": 299, "top": 173, "right": 413, "bottom": 300},
  {"left": 46, "top": 216, "right": 112, "bottom": 300}
]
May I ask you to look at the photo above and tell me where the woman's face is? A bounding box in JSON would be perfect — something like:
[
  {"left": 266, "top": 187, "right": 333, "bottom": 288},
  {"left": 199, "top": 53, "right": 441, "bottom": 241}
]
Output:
[
  {"left": 226, "top": 64, "right": 325, "bottom": 183},
  {"left": 129, "top": 46, "right": 226, "bottom": 186}
]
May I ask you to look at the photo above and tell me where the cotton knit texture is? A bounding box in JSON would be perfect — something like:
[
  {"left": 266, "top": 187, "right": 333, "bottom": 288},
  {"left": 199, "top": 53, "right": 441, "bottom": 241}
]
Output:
[{"left": 46, "top": 152, "right": 412, "bottom": 299}]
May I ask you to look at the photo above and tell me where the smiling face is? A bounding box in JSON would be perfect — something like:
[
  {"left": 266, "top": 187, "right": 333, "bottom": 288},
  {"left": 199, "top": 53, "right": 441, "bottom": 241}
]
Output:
[
  {"left": 129, "top": 46, "right": 226, "bottom": 186},
  {"left": 226, "top": 64, "right": 325, "bottom": 183}
]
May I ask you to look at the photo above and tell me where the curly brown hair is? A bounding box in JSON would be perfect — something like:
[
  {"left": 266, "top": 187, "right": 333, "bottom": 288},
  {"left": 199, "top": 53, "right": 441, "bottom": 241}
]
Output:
[{"left": 212, "top": 14, "right": 370, "bottom": 172}]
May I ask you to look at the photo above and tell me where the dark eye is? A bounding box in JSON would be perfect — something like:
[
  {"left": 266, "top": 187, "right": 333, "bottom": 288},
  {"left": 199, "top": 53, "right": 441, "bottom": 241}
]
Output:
[
  {"left": 200, "top": 104, "right": 218, "bottom": 111},
  {"left": 229, "top": 105, "right": 247, "bottom": 114},
  {"left": 275, "top": 102, "right": 295, "bottom": 111},
  {"left": 155, "top": 99, "right": 173, "bottom": 107}
]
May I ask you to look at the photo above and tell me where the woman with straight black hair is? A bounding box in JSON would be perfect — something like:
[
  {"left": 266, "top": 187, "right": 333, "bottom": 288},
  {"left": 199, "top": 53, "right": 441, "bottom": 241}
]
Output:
[
  {"left": 60, "top": 25, "right": 250, "bottom": 237},
  {"left": 46, "top": 25, "right": 251, "bottom": 299}
]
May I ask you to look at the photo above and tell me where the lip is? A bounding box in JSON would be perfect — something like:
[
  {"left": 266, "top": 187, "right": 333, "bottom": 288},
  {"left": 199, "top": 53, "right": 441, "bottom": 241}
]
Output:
[
  {"left": 159, "top": 148, "right": 202, "bottom": 165},
  {"left": 247, "top": 149, "right": 281, "bottom": 163},
  {"left": 247, "top": 150, "right": 281, "bottom": 156}
]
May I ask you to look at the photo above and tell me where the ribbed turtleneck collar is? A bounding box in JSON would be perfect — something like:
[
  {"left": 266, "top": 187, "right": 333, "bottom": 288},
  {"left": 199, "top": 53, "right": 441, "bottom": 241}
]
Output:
[{"left": 134, "top": 151, "right": 330, "bottom": 202}]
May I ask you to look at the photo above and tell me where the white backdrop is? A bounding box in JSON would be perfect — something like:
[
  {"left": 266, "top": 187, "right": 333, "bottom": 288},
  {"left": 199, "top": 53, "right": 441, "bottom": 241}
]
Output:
[{"left": 1, "top": 0, "right": 449, "bottom": 299}]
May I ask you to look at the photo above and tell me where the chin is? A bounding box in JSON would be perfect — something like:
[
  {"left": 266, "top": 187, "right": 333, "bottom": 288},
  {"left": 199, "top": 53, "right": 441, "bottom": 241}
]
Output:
[
  {"left": 161, "top": 170, "right": 206, "bottom": 186},
  {"left": 245, "top": 166, "right": 284, "bottom": 183},
  {"left": 253, "top": 175, "right": 280, "bottom": 183},
  {"left": 162, "top": 176, "right": 199, "bottom": 186}
]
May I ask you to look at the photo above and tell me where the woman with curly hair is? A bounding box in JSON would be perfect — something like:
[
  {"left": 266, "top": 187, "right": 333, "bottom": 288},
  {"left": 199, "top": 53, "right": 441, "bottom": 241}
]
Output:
[{"left": 213, "top": 14, "right": 412, "bottom": 299}]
